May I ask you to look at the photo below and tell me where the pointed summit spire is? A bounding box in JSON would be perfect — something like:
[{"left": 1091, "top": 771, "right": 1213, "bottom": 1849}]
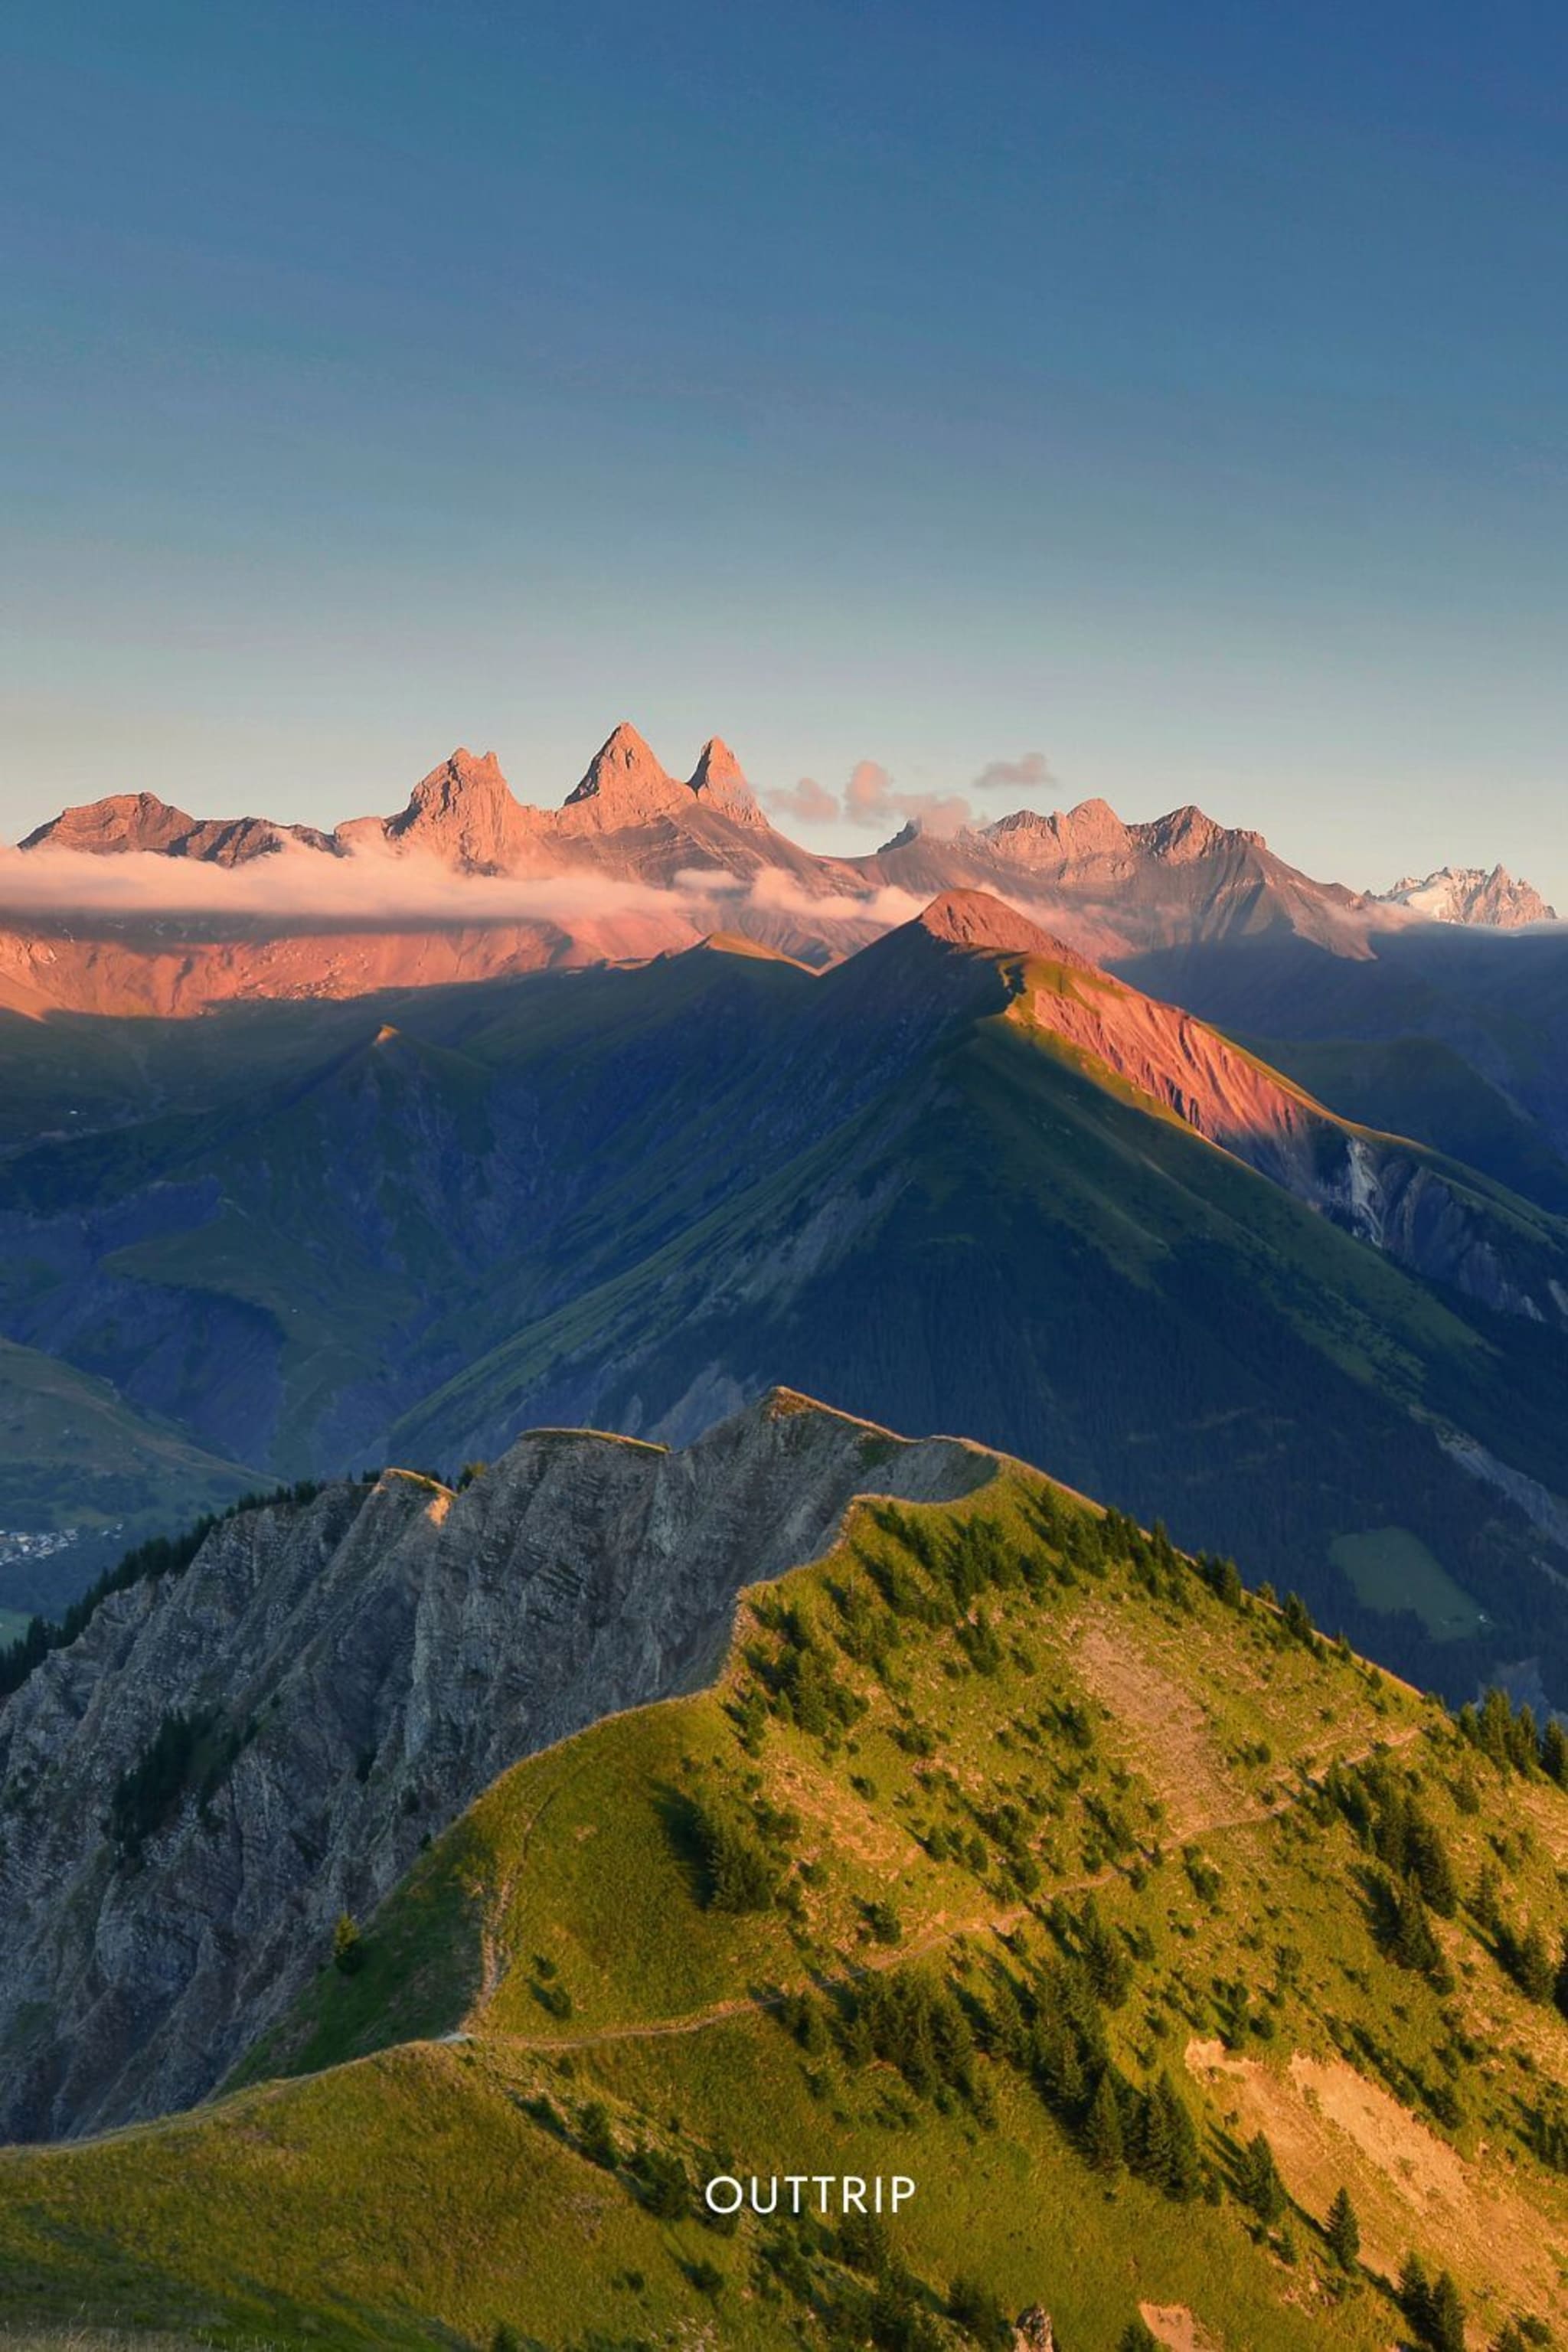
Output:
[
  {"left": 561, "top": 723, "right": 690, "bottom": 828},
  {"left": 688, "top": 737, "right": 764, "bottom": 826}
]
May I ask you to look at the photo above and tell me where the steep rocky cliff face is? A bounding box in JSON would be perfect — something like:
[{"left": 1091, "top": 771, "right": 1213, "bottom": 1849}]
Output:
[{"left": 0, "top": 1391, "right": 986, "bottom": 2142}]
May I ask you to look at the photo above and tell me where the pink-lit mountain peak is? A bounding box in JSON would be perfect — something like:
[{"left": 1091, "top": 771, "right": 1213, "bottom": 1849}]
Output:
[
  {"left": 912, "top": 887, "right": 1084, "bottom": 963},
  {"left": 563, "top": 722, "right": 765, "bottom": 829},
  {"left": 688, "top": 735, "right": 765, "bottom": 825}
]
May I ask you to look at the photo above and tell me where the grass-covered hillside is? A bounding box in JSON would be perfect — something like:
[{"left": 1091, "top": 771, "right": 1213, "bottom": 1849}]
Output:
[{"left": 3, "top": 1448, "right": 1566, "bottom": 2351}]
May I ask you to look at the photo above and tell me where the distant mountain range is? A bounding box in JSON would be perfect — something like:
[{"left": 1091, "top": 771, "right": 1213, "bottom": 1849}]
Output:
[
  {"left": 1374, "top": 863, "right": 1557, "bottom": 928},
  {"left": 1, "top": 724, "right": 1557, "bottom": 1022}
]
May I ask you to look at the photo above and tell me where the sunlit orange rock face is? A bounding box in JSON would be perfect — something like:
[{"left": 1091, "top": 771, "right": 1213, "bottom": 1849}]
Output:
[{"left": 1011, "top": 958, "right": 1327, "bottom": 1163}]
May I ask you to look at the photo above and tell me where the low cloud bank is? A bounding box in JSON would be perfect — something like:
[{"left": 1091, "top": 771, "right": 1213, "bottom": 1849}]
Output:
[{"left": 0, "top": 839, "right": 928, "bottom": 940}]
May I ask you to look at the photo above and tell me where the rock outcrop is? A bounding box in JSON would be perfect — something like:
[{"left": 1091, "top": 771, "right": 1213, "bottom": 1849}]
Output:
[{"left": 0, "top": 1391, "right": 986, "bottom": 2141}]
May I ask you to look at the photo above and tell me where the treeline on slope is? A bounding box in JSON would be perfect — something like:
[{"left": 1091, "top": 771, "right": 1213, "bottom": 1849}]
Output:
[
  {"left": 648, "top": 1489, "right": 1568, "bottom": 2345},
  {"left": 0, "top": 1477, "right": 334, "bottom": 1701},
  {"left": 514, "top": 2015, "right": 1165, "bottom": 2352},
  {"left": 515, "top": 1889, "right": 1482, "bottom": 2350}
]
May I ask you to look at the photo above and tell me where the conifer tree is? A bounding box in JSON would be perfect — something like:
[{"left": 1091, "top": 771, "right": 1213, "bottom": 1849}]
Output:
[
  {"left": 1325, "top": 2184, "right": 1361, "bottom": 2272},
  {"left": 1391, "top": 1873, "right": 1443, "bottom": 1978},
  {"left": 1240, "top": 2130, "right": 1285, "bottom": 2225},
  {"left": 1509, "top": 1920, "right": 1556, "bottom": 2004},
  {"left": 1474, "top": 1859, "right": 1502, "bottom": 1936},
  {"left": 1400, "top": 2252, "right": 1432, "bottom": 2338},
  {"left": 332, "top": 1912, "right": 364, "bottom": 1975},
  {"left": 1427, "top": 2270, "right": 1466, "bottom": 2352},
  {"left": 1085, "top": 2064, "right": 1125, "bottom": 2173},
  {"left": 1143, "top": 2074, "right": 1201, "bottom": 2200}
]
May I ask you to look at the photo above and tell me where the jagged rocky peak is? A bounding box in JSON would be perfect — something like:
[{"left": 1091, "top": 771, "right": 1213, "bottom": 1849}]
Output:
[
  {"left": 1376, "top": 863, "right": 1557, "bottom": 929},
  {"left": 368, "top": 746, "right": 540, "bottom": 871},
  {"left": 561, "top": 720, "right": 689, "bottom": 825},
  {"left": 688, "top": 735, "right": 765, "bottom": 825},
  {"left": 21, "top": 791, "right": 196, "bottom": 855},
  {"left": 564, "top": 723, "right": 769, "bottom": 830},
  {"left": 390, "top": 746, "right": 511, "bottom": 823},
  {"left": 982, "top": 799, "right": 1267, "bottom": 871},
  {"left": 1050, "top": 795, "right": 1135, "bottom": 855},
  {"left": 1129, "top": 803, "right": 1266, "bottom": 864},
  {"left": 981, "top": 797, "right": 1132, "bottom": 862}
]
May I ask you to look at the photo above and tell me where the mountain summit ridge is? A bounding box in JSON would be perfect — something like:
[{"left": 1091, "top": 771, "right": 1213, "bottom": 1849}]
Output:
[
  {"left": 1375, "top": 862, "right": 1557, "bottom": 928},
  {"left": 5, "top": 730, "right": 1560, "bottom": 1018}
]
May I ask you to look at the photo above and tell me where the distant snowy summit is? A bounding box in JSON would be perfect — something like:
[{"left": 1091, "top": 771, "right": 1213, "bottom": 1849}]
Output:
[{"left": 1374, "top": 864, "right": 1557, "bottom": 929}]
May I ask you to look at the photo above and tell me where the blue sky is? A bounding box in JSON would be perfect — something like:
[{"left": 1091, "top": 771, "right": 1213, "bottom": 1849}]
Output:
[{"left": 3, "top": 1, "right": 1565, "bottom": 900}]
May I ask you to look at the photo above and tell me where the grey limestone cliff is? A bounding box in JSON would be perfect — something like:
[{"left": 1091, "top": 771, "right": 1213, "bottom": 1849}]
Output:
[{"left": 0, "top": 1390, "right": 988, "bottom": 2141}]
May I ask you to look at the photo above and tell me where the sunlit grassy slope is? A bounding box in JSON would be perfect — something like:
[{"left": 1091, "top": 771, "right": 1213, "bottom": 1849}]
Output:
[{"left": 3, "top": 1453, "right": 1566, "bottom": 2352}]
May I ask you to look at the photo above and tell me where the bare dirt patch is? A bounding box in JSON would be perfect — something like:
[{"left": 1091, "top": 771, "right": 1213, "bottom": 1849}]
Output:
[
  {"left": 1072, "top": 1615, "right": 1235, "bottom": 1836},
  {"left": 1139, "top": 2304, "right": 1223, "bottom": 2351},
  {"left": 1187, "top": 2039, "right": 1568, "bottom": 2334}
]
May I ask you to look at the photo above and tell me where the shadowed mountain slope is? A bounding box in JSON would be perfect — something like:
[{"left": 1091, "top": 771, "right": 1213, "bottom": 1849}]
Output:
[{"left": 3, "top": 900, "right": 1568, "bottom": 1707}]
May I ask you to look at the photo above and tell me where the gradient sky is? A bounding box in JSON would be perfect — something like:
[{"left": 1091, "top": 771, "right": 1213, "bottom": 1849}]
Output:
[{"left": 3, "top": 1, "right": 1565, "bottom": 902}]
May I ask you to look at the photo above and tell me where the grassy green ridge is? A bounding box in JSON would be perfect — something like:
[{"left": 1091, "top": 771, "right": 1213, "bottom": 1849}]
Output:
[{"left": 5, "top": 1461, "right": 1566, "bottom": 2350}]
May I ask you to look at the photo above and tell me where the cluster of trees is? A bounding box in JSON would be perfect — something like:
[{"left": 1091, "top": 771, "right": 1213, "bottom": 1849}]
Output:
[
  {"left": 1471, "top": 1860, "right": 1568, "bottom": 2017},
  {"left": 1457, "top": 1687, "right": 1568, "bottom": 1785},
  {"left": 1527, "top": 2087, "right": 1568, "bottom": 2174},
  {"left": 688, "top": 1788, "right": 799, "bottom": 1914},
  {"left": 107, "top": 1704, "right": 249, "bottom": 1863},
  {"left": 1323, "top": 1756, "right": 1462, "bottom": 1988},
  {"left": 748, "top": 1597, "right": 866, "bottom": 1736},
  {"left": 1083, "top": 2064, "right": 1203, "bottom": 2199},
  {"left": 1399, "top": 2254, "right": 1467, "bottom": 2352},
  {"left": 1327, "top": 1759, "right": 1460, "bottom": 1914},
  {"left": 851, "top": 1970, "right": 977, "bottom": 2102}
]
